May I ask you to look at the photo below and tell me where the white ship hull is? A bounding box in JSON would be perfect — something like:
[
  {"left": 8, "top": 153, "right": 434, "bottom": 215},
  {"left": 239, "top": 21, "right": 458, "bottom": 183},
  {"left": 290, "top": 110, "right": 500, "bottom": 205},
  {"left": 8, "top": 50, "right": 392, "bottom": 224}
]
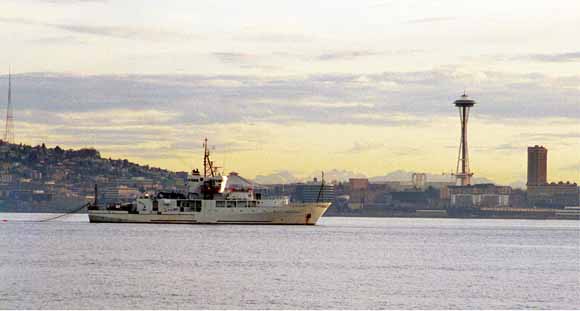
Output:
[{"left": 89, "top": 202, "right": 330, "bottom": 225}]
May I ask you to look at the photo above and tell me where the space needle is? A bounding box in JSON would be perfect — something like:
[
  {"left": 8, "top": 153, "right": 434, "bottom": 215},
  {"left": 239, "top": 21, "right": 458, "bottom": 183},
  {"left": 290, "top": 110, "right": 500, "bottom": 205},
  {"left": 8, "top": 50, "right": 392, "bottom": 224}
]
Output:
[{"left": 454, "top": 93, "right": 476, "bottom": 186}]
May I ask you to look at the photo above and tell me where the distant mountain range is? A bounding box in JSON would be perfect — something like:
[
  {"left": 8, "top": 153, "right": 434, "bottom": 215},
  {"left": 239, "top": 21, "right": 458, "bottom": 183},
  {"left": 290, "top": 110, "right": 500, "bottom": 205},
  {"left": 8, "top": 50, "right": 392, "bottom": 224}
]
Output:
[
  {"left": 368, "top": 170, "right": 495, "bottom": 184},
  {"left": 253, "top": 169, "right": 498, "bottom": 185},
  {"left": 253, "top": 170, "right": 300, "bottom": 185},
  {"left": 1, "top": 140, "right": 518, "bottom": 189}
]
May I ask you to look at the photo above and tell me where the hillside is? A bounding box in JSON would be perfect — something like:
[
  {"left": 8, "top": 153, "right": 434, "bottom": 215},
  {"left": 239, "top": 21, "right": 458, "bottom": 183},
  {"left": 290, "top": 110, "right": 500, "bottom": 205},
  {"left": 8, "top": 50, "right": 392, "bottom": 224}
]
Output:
[{"left": 0, "top": 140, "right": 183, "bottom": 207}]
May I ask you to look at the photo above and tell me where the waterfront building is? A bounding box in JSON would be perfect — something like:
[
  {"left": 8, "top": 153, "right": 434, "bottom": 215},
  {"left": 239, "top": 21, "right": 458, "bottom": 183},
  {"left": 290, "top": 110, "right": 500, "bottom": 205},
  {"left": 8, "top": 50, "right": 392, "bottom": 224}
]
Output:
[
  {"left": 349, "top": 178, "right": 369, "bottom": 191},
  {"left": 175, "top": 171, "right": 189, "bottom": 183},
  {"left": 527, "top": 182, "right": 579, "bottom": 208},
  {"left": 294, "top": 179, "right": 335, "bottom": 203},
  {"left": 412, "top": 173, "right": 427, "bottom": 189},
  {"left": 0, "top": 174, "right": 14, "bottom": 184},
  {"left": 348, "top": 178, "right": 368, "bottom": 208},
  {"left": 448, "top": 184, "right": 511, "bottom": 208},
  {"left": 100, "top": 184, "right": 140, "bottom": 203},
  {"left": 525, "top": 145, "right": 579, "bottom": 208}
]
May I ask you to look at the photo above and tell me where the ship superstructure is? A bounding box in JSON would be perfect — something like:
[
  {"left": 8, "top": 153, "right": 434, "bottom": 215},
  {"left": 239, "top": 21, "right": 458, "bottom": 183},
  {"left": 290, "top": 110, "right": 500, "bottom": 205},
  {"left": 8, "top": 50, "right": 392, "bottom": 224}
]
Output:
[{"left": 88, "top": 139, "right": 330, "bottom": 225}]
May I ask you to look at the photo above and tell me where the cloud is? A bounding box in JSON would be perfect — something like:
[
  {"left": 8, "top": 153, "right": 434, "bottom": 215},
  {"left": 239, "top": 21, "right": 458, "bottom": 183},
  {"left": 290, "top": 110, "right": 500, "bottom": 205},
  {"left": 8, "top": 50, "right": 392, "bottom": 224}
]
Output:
[
  {"left": 369, "top": 0, "right": 396, "bottom": 8},
  {"left": 39, "top": 0, "right": 106, "bottom": 3},
  {"left": 518, "top": 52, "right": 580, "bottom": 63},
  {"left": 493, "top": 143, "right": 523, "bottom": 152},
  {"left": 0, "top": 17, "right": 195, "bottom": 41},
  {"left": 212, "top": 52, "right": 253, "bottom": 63},
  {"left": 405, "top": 17, "right": 456, "bottom": 24},
  {"left": 492, "top": 52, "right": 580, "bottom": 63},
  {"left": 315, "top": 49, "right": 422, "bottom": 61},
  {"left": 317, "top": 50, "right": 383, "bottom": 61},
  {"left": 55, "top": 109, "right": 181, "bottom": 126},
  {"left": 4, "top": 70, "right": 580, "bottom": 131},
  {"left": 519, "top": 132, "right": 580, "bottom": 142},
  {"left": 211, "top": 52, "right": 280, "bottom": 70},
  {"left": 24, "top": 36, "right": 88, "bottom": 45},
  {"left": 19, "top": 0, "right": 106, "bottom": 3},
  {"left": 341, "top": 141, "right": 385, "bottom": 154},
  {"left": 237, "top": 32, "right": 312, "bottom": 43},
  {"left": 6, "top": 70, "right": 577, "bottom": 181}
]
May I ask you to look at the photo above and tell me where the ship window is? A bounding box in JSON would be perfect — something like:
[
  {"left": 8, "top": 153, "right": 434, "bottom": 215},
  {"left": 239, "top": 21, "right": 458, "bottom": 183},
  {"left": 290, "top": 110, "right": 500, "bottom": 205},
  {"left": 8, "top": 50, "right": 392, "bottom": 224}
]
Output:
[
  {"left": 195, "top": 206, "right": 202, "bottom": 212},
  {"left": 194, "top": 200, "right": 202, "bottom": 208},
  {"left": 177, "top": 200, "right": 182, "bottom": 207},
  {"left": 238, "top": 201, "right": 247, "bottom": 208},
  {"left": 182, "top": 200, "right": 197, "bottom": 208},
  {"left": 216, "top": 201, "right": 225, "bottom": 208},
  {"left": 227, "top": 201, "right": 236, "bottom": 208},
  {"left": 249, "top": 201, "right": 257, "bottom": 208}
]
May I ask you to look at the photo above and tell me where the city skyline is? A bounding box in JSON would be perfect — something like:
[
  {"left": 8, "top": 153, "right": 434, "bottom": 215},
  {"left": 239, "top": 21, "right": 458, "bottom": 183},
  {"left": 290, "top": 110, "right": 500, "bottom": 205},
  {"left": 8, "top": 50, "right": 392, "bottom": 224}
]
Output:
[{"left": 1, "top": 0, "right": 579, "bottom": 184}]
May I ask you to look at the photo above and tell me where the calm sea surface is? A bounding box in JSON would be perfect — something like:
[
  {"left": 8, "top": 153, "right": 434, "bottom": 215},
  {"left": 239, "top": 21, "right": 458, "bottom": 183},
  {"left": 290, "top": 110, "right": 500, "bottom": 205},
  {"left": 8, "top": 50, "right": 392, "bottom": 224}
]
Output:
[{"left": 0, "top": 214, "right": 579, "bottom": 309}]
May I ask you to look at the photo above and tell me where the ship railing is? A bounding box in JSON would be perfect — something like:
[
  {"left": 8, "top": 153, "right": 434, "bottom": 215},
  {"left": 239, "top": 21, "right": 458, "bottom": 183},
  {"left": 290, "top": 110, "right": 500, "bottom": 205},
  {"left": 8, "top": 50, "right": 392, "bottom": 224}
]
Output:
[
  {"left": 215, "top": 200, "right": 258, "bottom": 208},
  {"left": 260, "top": 196, "right": 290, "bottom": 201},
  {"left": 214, "top": 198, "right": 287, "bottom": 208}
]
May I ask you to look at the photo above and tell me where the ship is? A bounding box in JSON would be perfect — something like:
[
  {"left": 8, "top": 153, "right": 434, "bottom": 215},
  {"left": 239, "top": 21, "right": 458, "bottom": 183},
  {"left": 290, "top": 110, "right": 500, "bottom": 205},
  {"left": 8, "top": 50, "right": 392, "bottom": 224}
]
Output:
[{"left": 88, "top": 139, "right": 331, "bottom": 225}]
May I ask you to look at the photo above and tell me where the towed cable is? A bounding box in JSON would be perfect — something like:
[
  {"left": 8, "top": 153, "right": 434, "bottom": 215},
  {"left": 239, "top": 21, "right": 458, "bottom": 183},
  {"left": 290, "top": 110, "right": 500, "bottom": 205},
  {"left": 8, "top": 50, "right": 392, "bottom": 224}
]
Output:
[{"left": 38, "top": 202, "right": 91, "bottom": 222}]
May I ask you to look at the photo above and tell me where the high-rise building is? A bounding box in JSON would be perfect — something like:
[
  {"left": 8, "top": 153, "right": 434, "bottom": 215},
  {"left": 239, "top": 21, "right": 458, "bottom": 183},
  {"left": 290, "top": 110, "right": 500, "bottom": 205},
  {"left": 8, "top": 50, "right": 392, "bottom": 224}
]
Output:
[{"left": 527, "top": 145, "right": 547, "bottom": 186}]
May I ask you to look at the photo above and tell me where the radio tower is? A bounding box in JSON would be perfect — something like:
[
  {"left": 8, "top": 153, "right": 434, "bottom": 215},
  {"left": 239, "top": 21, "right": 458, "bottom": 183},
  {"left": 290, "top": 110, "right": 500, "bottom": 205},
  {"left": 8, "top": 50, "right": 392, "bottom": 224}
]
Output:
[
  {"left": 3, "top": 70, "right": 14, "bottom": 144},
  {"left": 454, "top": 92, "right": 476, "bottom": 186}
]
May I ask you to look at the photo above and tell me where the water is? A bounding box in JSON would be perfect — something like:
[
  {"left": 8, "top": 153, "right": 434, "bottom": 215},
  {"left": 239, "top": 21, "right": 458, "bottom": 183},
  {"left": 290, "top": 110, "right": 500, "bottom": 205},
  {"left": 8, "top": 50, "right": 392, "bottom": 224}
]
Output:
[{"left": 1, "top": 214, "right": 579, "bottom": 309}]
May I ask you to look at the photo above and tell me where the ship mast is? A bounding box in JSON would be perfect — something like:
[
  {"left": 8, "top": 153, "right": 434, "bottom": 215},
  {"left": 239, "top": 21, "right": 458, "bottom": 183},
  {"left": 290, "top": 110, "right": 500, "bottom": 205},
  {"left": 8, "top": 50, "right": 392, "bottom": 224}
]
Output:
[
  {"left": 316, "top": 171, "right": 325, "bottom": 202},
  {"left": 203, "top": 138, "right": 219, "bottom": 177}
]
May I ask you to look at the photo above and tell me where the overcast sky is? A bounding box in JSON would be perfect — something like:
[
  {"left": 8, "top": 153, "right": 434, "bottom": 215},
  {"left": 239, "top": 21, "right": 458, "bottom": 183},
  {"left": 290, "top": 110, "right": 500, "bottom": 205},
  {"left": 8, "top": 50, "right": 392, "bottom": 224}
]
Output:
[{"left": 1, "top": 0, "right": 579, "bottom": 184}]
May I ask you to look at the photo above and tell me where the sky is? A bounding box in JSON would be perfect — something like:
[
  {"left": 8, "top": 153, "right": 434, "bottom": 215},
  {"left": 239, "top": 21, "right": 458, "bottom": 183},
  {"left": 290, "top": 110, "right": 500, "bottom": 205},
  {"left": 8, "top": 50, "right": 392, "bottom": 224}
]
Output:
[{"left": 0, "top": 0, "right": 579, "bottom": 185}]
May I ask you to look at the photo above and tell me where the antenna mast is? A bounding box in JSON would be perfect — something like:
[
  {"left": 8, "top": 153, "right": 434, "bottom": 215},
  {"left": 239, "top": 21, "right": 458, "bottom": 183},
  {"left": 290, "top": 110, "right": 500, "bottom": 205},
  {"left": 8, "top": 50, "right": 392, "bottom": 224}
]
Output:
[
  {"left": 316, "top": 171, "right": 325, "bottom": 202},
  {"left": 3, "top": 70, "right": 14, "bottom": 144},
  {"left": 203, "top": 138, "right": 220, "bottom": 177}
]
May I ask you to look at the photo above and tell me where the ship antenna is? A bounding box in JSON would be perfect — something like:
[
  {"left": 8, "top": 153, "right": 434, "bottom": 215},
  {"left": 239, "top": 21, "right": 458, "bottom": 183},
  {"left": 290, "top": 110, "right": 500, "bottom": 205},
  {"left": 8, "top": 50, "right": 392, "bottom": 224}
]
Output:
[
  {"left": 203, "top": 137, "right": 218, "bottom": 177},
  {"left": 316, "top": 171, "right": 325, "bottom": 202},
  {"left": 203, "top": 138, "right": 209, "bottom": 177}
]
